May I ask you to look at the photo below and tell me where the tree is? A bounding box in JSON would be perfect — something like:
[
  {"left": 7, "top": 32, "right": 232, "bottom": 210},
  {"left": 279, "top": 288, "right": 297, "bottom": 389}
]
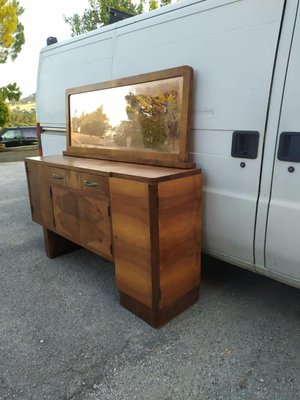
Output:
[
  {"left": 65, "top": 0, "right": 173, "bottom": 36},
  {"left": 113, "top": 89, "right": 179, "bottom": 150},
  {"left": 0, "top": 82, "right": 21, "bottom": 101},
  {"left": 78, "top": 106, "right": 110, "bottom": 137},
  {"left": 0, "top": 0, "right": 25, "bottom": 63},
  {"left": 9, "top": 108, "right": 36, "bottom": 126},
  {"left": 0, "top": 82, "right": 22, "bottom": 127},
  {"left": 0, "top": 1, "right": 24, "bottom": 126},
  {"left": 0, "top": 100, "right": 9, "bottom": 127}
]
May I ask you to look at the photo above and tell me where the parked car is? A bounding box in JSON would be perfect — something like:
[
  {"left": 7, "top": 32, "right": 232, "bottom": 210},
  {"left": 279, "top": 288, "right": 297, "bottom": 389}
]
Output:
[{"left": 0, "top": 126, "right": 38, "bottom": 147}]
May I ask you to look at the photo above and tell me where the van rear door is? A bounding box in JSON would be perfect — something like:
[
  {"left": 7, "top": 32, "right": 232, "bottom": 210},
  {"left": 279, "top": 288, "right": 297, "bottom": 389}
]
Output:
[{"left": 264, "top": 4, "right": 300, "bottom": 285}]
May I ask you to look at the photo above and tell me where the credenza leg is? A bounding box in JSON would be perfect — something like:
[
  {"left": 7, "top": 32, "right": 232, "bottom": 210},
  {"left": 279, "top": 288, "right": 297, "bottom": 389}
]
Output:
[
  {"left": 43, "top": 228, "right": 80, "bottom": 258},
  {"left": 119, "top": 287, "right": 199, "bottom": 328}
]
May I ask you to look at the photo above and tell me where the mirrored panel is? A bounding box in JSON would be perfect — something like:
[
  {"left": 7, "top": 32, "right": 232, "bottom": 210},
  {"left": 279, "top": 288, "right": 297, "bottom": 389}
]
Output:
[
  {"left": 70, "top": 77, "right": 183, "bottom": 153},
  {"left": 65, "top": 66, "right": 194, "bottom": 168}
]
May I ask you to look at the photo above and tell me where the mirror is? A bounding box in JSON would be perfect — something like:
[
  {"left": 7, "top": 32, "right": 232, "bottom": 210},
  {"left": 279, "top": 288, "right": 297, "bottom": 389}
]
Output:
[{"left": 65, "top": 66, "right": 194, "bottom": 167}]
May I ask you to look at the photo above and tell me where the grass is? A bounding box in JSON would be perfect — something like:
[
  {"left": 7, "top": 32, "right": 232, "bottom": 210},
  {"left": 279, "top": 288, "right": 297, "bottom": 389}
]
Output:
[{"left": 9, "top": 102, "right": 36, "bottom": 112}]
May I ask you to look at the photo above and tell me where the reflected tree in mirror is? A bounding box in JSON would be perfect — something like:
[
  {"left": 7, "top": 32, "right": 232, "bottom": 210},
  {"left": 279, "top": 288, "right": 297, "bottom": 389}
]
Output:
[
  {"left": 74, "top": 106, "right": 110, "bottom": 137},
  {"left": 124, "top": 89, "right": 180, "bottom": 150}
]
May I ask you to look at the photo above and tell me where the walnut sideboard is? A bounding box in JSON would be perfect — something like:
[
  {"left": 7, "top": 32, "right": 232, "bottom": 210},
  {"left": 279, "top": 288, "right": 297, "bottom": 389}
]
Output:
[{"left": 25, "top": 155, "right": 202, "bottom": 327}]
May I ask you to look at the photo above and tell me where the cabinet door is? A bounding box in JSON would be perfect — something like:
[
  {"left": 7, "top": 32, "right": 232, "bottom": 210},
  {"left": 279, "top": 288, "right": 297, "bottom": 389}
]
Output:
[
  {"left": 51, "top": 186, "right": 112, "bottom": 259},
  {"left": 51, "top": 187, "right": 81, "bottom": 243},
  {"left": 78, "top": 194, "right": 112, "bottom": 259},
  {"left": 25, "top": 162, "right": 54, "bottom": 229}
]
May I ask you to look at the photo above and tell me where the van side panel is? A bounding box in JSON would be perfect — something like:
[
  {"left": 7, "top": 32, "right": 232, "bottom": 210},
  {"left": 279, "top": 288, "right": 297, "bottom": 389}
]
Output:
[
  {"left": 36, "top": 29, "right": 115, "bottom": 129},
  {"left": 112, "top": 0, "right": 285, "bottom": 263}
]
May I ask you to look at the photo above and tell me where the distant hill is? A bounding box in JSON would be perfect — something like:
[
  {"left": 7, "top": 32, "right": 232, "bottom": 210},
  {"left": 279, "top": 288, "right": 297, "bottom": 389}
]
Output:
[{"left": 19, "top": 93, "right": 36, "bottom": 104}]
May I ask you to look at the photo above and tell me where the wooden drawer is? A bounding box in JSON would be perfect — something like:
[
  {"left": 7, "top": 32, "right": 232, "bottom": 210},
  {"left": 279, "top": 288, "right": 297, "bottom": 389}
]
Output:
[
  {"left": 46, "top": 167, "right": 68, "bottom": 186},
  {"left": 46, "top": 167, "right": 108, "bottom": 198},
  {"left": 78, "top": 172, "right": 109, "bottom": 198}
]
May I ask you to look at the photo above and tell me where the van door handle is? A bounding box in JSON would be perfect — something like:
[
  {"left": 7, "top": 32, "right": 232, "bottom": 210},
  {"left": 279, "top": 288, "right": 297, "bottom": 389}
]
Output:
[
  {"left": 278, "top": 132, "right": 300, "bottom": 162},
  {"left": 231, "top": 131, "right": 259, "bottom": 159}
]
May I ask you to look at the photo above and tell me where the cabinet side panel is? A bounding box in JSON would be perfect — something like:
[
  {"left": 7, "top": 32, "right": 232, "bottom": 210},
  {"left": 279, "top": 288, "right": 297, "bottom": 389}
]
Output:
[
  {"left": 158, "top": 174, "right": 201, "bottom": 308},
  {"left": 25, "top": 161, "right": 54, "bottom": 229},
  {"left": 110, "top": 178, "right": 152, "bottom": 307}
]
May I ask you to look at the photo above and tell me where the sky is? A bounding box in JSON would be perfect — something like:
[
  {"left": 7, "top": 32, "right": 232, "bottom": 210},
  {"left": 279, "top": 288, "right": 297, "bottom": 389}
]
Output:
[{"left": 0, "top": 0, "right": 89, "bottom": 98}]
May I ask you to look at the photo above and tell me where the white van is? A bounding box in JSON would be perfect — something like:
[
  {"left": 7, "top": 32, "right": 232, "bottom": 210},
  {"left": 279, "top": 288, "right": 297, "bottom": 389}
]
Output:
[{"left": 36, "top": 0, "right": 300, "bottom": 289}]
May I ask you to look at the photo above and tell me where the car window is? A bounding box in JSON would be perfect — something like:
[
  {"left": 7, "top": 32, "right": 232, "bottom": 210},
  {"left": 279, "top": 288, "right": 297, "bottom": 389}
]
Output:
[
  {"left": 2, "top": 130, "right": 21, "bottom": 139},
  {"left": 21, "top": 129, "right": 37, "bottom": 138}
]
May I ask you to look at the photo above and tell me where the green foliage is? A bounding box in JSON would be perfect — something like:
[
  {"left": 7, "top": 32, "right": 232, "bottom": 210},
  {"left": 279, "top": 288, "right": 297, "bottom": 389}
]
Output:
[
  {"left": 0, "top": 99, "right": 9, "bottom": 127},
  {"left": 149, "top": 0, "right": 159, "bottom": 10},
  {"left": 0, "top": 82, "right": 21, "bottom": 101},
  {"left": 0, "top": 0, "right": 25, "bottom": 63},
  {"left": 114, "top": 118, "right": 144, "bottom": 147},
  {"left": 9, "top": 108, "right": 36, "bottom": 126},
  {"left": 160, "top": 0, "right": 172, "bottom": 6},
  {"left": 0, "top": 82, "right": 22, "bottom": 127},
  {"left": 78, "top": 106, "right": 110, "bottom": 137},
  {"left": 65, "top": 0, "right": 173, "bottom": 35},
  {"left": 113, "top": 90, "right": 179, "bottom": 149}
]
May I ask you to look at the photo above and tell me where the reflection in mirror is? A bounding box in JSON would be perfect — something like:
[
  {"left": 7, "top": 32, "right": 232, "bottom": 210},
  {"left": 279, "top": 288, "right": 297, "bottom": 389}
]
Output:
[{"left": 70, "top": 77, "right": 183, "bottom": 154}]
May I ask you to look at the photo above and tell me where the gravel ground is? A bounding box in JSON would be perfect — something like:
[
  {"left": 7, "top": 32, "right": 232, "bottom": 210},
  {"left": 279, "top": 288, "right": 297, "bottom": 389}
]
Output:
[{"left": 0, "top": 161, "right": 299, "bottom": 400}]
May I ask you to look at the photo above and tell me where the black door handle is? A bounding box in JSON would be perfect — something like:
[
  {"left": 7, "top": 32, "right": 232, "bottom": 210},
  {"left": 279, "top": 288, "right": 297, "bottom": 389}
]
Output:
[
  {"left": 231, "top": 131, "right": 259, "bottom": 159},
  {"left": 278, "top": 132, "right": 300, "bottom": 162}
]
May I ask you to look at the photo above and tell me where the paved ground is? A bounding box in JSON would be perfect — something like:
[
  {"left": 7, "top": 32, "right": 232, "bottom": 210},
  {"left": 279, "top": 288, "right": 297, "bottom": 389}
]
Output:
[
  {"left": 0, "top": 146, "right": 38, "bottom": 163},
  {"left": 0, "top": 161, "right": 299, "bottom": 400}
]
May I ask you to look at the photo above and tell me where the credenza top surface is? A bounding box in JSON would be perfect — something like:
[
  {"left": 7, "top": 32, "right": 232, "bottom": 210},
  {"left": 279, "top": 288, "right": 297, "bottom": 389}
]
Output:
[{"left": 26, "top": 155, "right": 201, "bottom": 182}]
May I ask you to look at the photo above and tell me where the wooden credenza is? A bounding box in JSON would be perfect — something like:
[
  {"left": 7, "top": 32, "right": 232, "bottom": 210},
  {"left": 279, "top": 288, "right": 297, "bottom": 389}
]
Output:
[{"left": 25, "top": 155, "right": 202, "bottom": 327}]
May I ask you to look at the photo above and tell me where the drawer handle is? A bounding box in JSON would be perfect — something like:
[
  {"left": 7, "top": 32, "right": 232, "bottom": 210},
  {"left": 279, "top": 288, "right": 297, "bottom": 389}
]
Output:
[
  {"left": 52, "top": 174, "right": 64, "bottom": 180},
  {"left": 83, "top": 180, "right": 99, "bottom": 187}
]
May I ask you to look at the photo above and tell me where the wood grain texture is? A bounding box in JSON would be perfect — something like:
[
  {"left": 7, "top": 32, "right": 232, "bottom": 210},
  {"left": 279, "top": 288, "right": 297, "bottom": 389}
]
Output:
[
  {"left": 25, "top": 157, "right": 202, "bottom": 327},
  {"left": 64, "top": 150, "right": 196, "bottom": 169},
  {"left": 25, "top": 162, "right": 54, "bottom": 229},
  {"left": 120, "top": 287, "right": 199, "bottom": 328},
  {"left": 52, "top": 187, "right": 80, "bottom": 243},
  {"left": 26, "top": 155, "right": 199, "bottom": 182},
  {"left": 79, "top": 194, "right": 111, "bottom": 259},
  {"left": 51, "top": 186, "right": 112, "bottom": 259},
  {"left": 158, "top": 174, "right": 202, "bottom": 308},
  {"left": 110, "top": 178, "right": 153, "bottom": 307}
]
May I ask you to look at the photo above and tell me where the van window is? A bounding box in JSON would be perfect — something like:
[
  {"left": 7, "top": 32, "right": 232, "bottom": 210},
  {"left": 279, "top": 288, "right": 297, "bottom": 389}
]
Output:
[{"left": 21, "top": 128, "right": 37, "bottom": 138}]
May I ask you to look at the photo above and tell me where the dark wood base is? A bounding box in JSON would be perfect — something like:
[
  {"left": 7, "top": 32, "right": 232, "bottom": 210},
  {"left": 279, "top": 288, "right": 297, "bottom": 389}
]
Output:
[
  {"left": 43, "top": 228, "right": 80, "bottom": 258},
  {"left": 119, "top": 287, "right": 200, "bottom": 328}
]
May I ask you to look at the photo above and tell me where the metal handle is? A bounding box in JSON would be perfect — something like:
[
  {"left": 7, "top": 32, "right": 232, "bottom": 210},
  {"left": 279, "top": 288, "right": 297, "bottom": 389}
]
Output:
[
  {"left": 278, "top": 132, "right": 300, "bottom": 162},
  {"left": 52, "top": 174, "right": 64, "bottom": 180},
  {"left": 83, "top": 180, "right": 99, "bottom": 187},
  {"left": 231, "top": 131, "right": 259, "bottom": 159}
]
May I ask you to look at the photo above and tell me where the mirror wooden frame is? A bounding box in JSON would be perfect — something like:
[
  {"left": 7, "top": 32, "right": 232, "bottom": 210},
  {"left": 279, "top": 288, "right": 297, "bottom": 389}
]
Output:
[{"left": 64, "top": 66, "right": 194, "bottom": 168}]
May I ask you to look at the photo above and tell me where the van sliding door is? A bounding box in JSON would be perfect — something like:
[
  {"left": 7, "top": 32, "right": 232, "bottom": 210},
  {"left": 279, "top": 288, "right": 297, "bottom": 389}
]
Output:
[{"left": 264, "top": 4, "right": 300, "bottom": 285}]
